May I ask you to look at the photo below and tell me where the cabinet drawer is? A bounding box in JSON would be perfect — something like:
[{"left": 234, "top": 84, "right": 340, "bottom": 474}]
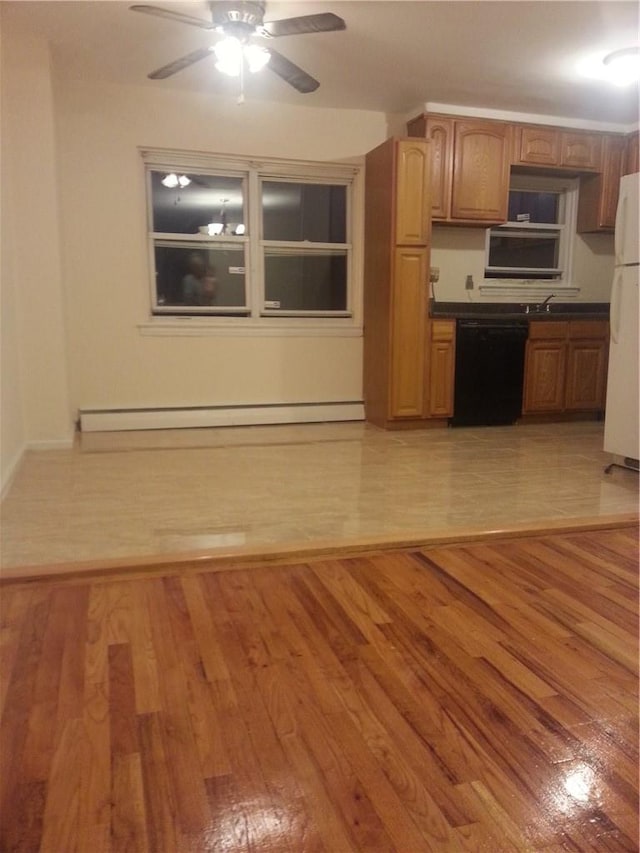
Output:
[
  {"left": 430, "top": 318, "right": 455, "bottom": 342},
  {"left": 528, "top": 321, "right": 569, "bottom": 340},
  {"left": 568, "top": 320, "right": 609, "bottom": 339}
]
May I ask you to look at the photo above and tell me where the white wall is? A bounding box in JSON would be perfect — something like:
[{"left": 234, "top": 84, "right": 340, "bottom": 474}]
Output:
[
  {"left": 53, "top": 77, "right": 387, "bottom": 416},
  {"left": 1, "top": 15, "right": 73, "bottom": 493},
  {"left": 431, "top": 226, "right": 614, "bottom": 303}
]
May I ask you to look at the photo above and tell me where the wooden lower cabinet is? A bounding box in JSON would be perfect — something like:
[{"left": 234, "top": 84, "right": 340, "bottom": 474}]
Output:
[
  {"left": 523, "top": 340, "right": 567, "bottom": 412},
  {"left": 523, "top": 320, "right": 608, "bottom": 415},
  {"left": 565, "top": 339, "right": 608, "bottom": 410},
  {"left": 427, "top": 319, "right": 455, "bottom": 417}
]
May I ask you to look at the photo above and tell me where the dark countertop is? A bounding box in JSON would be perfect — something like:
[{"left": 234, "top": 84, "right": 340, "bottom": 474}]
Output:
[{"left": 430, "top": 301, "right": 609, "bottom": 321}]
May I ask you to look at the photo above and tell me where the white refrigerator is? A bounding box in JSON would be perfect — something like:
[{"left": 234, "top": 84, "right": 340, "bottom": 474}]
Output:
[{"left": 603, "top": 171, "right": 639, "bottom": 471}]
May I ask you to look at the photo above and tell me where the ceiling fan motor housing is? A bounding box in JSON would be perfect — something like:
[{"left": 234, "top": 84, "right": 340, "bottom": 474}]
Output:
[{"left": 210, "top": 1, "right": 266, "bottom": 38}]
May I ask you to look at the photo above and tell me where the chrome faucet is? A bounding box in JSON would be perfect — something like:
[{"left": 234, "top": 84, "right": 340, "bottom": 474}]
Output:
[{"left": 537, "top": 294, "right": 555, "bottom": 313}]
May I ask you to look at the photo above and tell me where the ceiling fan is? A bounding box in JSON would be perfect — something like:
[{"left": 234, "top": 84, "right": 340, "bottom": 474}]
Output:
[{"left": 130, "top": 1, "right": 346, "bottom": 93}]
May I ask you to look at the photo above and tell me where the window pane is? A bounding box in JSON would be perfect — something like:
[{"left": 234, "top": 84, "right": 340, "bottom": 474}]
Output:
[
  {"left": 488, "top": 233, "right": 559, "bottom": 271},
  {"left": 151, "top": 172, "right": 245, "bottom": 235},
  {"left": 508, "top": 190, "right": 559, "bottom": 224},
  {"left": 154, "top": 244, "right": 247, "bottom": 309},
  {"left": 264, "top": 249, "right": 347, "bottom": 311},
  {"left": 262, "top": 182, "right": 346, "bottom": 242}
]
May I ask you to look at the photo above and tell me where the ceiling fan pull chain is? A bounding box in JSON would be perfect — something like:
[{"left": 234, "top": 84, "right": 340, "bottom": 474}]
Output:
[{"left": 237, "top": 56, "right": 245, "bottom": 105}]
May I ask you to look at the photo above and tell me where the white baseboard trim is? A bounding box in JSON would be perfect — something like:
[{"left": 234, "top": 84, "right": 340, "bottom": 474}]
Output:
[{"left": 80, "top": 402, "right": 365, "bottom": 433}]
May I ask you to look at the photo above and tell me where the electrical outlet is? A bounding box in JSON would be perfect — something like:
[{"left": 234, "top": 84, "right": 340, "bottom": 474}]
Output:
[
  {"left": 465, "top": 275, "right": 474, "bottom": 290},
  {"left": 430, "top": 267, "right": 440, "bottom": 283}
]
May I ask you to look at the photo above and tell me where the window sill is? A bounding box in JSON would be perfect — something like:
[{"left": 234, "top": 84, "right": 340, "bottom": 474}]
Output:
[
  {"left": 479, "top": 283, "right": 580, "bottom": 299},
  {"left": 138, "top": 319, "right": 363, "bottom": 337}
]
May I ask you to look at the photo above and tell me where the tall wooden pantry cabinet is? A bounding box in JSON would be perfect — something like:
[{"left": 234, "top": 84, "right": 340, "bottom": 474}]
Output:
[{"left": 363, "top": 138, "right": 432, "bottom": 427}]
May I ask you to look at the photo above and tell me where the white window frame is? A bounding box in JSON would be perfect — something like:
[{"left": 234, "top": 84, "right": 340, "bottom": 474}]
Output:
[
  {"left": 140, "top": 148, "right": 362, "bottom": 335},
  {"left": 484, "top": 174, "right": 578, "bottom": 288}
]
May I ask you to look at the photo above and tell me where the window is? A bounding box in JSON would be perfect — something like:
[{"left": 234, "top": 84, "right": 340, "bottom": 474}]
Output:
[
  {"left": 144, "top": 151, "right": 357, "bottom": 324},
  {"left": 485, "top": 175, "right": 577, "bottom": 283}
]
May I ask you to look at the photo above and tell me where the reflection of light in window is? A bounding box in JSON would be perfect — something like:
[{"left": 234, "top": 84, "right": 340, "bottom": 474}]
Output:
[{"left": 161, "top": 173, "right": 191, "bottom": 188}]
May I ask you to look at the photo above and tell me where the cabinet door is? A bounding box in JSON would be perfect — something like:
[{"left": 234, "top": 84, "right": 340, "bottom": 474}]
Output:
[
  {"left": 624, "top": 131, "right": 639, "bottom": 175},
  {"left": 395, "top": 140, "right": 430, "bottom": 245},
  {"left": 428, "top": 320, "right": 455, "bottom": 416},
  {"left": 560, "top": 131, "right": 602, "bottom": 171},
  {"left": 390, "top": 248, "right": 427, "bottom": 418},
  {"left": 451, "top": 120, "right": 511, "bottom": 221},
  {"left": 577, "top": 135, "right": 626, "bottom": 232},
  {"left": 426, "top": 117, "right": 453, "bottom": 220},
  {"left": 513, "top": 125, "right": 560, "bottom": 166},
  {"left": 523, "top": 340, "right": 566, "bottom": 412},
  {"left": 565, "top": 340, "right": 608, "bottom": 411}
]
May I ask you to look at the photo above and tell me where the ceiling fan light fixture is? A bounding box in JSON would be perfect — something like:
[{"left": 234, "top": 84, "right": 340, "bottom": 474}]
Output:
[
  {"left": 214, "top": 37, "right": 243, "bottom": 76},
  {"left": 245, "top": 44, "right": 270, "bottom": 73},
  {"left": 603, "top": 46, "right": 640, "bottom": 86}
]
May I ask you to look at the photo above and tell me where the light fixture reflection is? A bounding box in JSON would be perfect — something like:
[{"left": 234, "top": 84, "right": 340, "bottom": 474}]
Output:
[
  {"left": 603, "top": 47, "right": 640, "bottom": 86},
  {"left": 213, "top": 37, "right": 270, "bottom": 77},
  {"left": 564, "top": 766, "right": 594, "bottom": 802},
  {"left": 161, "top": 173, "right": 191, "bottom": 188}
]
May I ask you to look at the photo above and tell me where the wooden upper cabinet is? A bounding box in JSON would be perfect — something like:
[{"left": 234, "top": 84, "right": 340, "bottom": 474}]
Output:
[
  {"left": 512, "top": 125, "right": 602, "bottom": 172},
  {"left": 513, "top": 125, "right": 561, "bottom": 167},
  {"left": 451, "top": 120, "right": 511, "bottom": 221},
  {"left": 559, "top": 131, "right": 602, "bottom": 171},
  {"left": 577, "top": 135, "right": 627, "bottom": 232},
  {"left": 395, "top": 140, "right": 431, "bottom": 245},
  {"left": 624, "top": 131, "right": 639, "bottom": 175},
  {"left": 407, "top": 113, "right": 509, "bottom": 224},
  {"left": 425, "top": 116, "right": 454, "bottom": 220}
]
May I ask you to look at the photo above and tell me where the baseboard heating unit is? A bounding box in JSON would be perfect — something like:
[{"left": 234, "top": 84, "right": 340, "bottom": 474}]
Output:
[{"left": 79, "top": 401, "right": 365, "bottom": 432}]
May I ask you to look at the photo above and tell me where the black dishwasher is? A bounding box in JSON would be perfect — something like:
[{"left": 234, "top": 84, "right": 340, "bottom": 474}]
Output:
[{"left": 451, "top": 319, "right": 528, "bottom": 427}]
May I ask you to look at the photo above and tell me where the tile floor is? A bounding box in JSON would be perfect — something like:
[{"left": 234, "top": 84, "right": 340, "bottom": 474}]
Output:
[{"left": 1, "top": 420, "right": 638, "bottom": 571}]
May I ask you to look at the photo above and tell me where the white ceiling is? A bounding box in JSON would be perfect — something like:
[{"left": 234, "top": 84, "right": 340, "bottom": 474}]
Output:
[{"left": 4, "top": 0, "right": 639, "bottom": 126}]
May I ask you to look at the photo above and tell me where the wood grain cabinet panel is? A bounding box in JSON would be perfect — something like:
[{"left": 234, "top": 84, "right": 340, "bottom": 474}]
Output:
[
  {"left": 425, "top": 117, "right": 453, "bottom": 220},
  {"left": 577, "top": 135, "right": 626, "bottom": 232},
  {"left": 407, "top": 113, "right": 510, "bottom": 224},
  {"left": 560, "top": 131, "right": 602, "bottom": 171},
  {"left": 624, "top": 131, "right": 639, "bottom": 175},
  {"left": 451, "top": 121, "right": 511, "bottom": 221},
  {"left": 395, "top": 142, "right": 431, "bottom": 244},
  {"left": 427, "top": 319, "right": 455, "bottom": 416},
  {"left": 523, "top": 340, "right": 567, "bottom": 413},
  {"left": 390, "top": 249, "right": 428, "bottom": 417},
  {"left": 523, "top": 320, "right": 609, "bottom": 415},
  {"left": 363, "top": 137, "right": 431, "bottom": 427},
  {"left": 513, "top": 125, "right": 560, "bottom": 166},
  {"left": 565, "top": 340, "right": 608, "bottom": 411}
]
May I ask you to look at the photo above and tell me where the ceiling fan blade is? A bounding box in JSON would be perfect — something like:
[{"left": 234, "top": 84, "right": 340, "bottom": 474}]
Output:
[
  {"left": 261, "top": 13, "right": 345, "bottom": 38},
  {"left": 266, "top": 49, "right": 319, "bottom": 93},
  {"left": 148, "top": 47, "right": 213, "bottom": 79},
  {"left": 130, "top": 4, "right": 215, "bottom": 29}
]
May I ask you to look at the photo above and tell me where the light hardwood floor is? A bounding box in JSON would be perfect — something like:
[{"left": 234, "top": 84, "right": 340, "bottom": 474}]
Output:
[
  {"left": 1, "top": 421, "right": 638, "bottom": 575},
  {"left": 1, "top": 525, "right": 637, "bottom": 851}
]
